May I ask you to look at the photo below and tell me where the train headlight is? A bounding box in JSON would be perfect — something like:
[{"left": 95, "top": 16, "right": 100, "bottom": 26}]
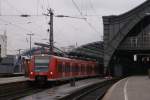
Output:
[
  {"left": 30, "top": 72, "right": 34, "bottom": 75},
  {"left": 50, "top": 72, "right": 53, "bottom": 75}
]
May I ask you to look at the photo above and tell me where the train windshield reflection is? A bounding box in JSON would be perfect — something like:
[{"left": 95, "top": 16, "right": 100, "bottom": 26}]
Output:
[{"left": 34, "top": 56, "right": 50, "bottom": 72}]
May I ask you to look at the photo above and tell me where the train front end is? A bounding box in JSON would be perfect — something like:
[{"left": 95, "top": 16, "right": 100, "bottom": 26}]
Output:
[{"left": 29, "top": 55, "right": 53, "bottom": 82}]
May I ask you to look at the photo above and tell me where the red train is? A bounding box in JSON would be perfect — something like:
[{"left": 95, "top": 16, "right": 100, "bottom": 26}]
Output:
[{"left": 25, "top": 54, "right": 101, "bottom": 81}]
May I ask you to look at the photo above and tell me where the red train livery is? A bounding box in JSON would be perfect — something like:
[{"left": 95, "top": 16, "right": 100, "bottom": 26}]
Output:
[{"left": 26, "top": 55, "right": 100, "bottom": 81}]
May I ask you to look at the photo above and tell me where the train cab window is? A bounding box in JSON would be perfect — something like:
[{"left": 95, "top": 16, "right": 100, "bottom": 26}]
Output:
[{"left": 34, "top": 56, "right": 50, "bottom": 72}]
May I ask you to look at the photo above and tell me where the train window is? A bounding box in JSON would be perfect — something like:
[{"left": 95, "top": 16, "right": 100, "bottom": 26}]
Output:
[
  {"left": 72, "top": 63, "right": 75, "bottom": 72},
  {"left": 81, "top": 64, "right": 84, "bottom": 72},
  {"left": 84, "top": 65, "right": 86, "bottom": 72},
  {"left": 68, "top": 63, "right": 70, "bottom": 72},
  {"left": 65, "top": 62, "right": 70, "bottom": 72},
  {"left": 90, "top": 65, "right": 92, "bottom": 73},
  {"left": 64, "top": 63, "right": 66, "bottom": 72},
  {"left": 57, "top": 62, "right": 63, "bottom": 72},
  {"left": 79, "top": 64, "right": 82, "bottom": 72},
  {"left": 34, "top": 56, "right": 50, "bottom": 72},
  {"left": 74, "top": 63, "right": 78, "bottom": 72},
  {"left": 86, "top": 64, "right": 89, "bottom": 72},
  {"left": 87, "top": 64, "right": 92, "bottom": 73},
  {"left": 87, "top": 65, "right": 89, "bottom": 73},
  {"left": 62, "top": 63, "right": 65, "bottom": 72},
  {"left": 35, "top": 56, "right": 49, "bottom": 67},
  {"left": 83, "top": 65, "right": 85, "bottom": 72},
  {"left": 71, "top": 63, "right": 77, "bottom": 72}
]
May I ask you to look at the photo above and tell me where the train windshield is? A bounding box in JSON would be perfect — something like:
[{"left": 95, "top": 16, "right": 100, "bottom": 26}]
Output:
[{"left": 34, "top": 56, "right": 50, "bottom": 72}]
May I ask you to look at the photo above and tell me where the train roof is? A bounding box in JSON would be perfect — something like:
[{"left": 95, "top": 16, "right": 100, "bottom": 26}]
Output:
[
  {"left": 33, "top": 54, "right": 96, "bottom": 63},
  {"left": 52, "top": 55, "right": 96, "bottom": 63}
]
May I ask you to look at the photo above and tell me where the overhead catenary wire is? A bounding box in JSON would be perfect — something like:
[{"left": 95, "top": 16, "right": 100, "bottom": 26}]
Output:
[
  {"left": 0, "top": 15, "right": 51, "bottom": 39},
  {"left": 0, "top": 0, "right": 1, "bottom": 15},
  {"left": 0, "top": 17, "right": 46, "bottom": 39},
  {"left": 46, "top": 0, "right": 50, "bottom": 8},
  {"left": 89, "top": 0, "right": 99, "bottom": 20},
  {"left": 0, "top": 17, "right": 32, "bottom": 32},
  {"left": 72, "top": 0, "right": 83, "bottom": 16},
  {"left": 36, "top": 0, "right": 39, "bottom": 15},
  {"left": 88, "top": 0, "right": 102, "bottom": 40},
  {"left": 71, "top": 0, "right": 99, "bottom": 34},
  {"left": 4, "top": 0, "right": 24, "bottom": 14}
]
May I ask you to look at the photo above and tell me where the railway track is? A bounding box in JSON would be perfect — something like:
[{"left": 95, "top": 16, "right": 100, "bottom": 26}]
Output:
[
  {"left": 59, "top": 78, "right": 119, "bottom": 100},
  {"left": 0, "top": 81, "right": 46, "bottom": 100},
  {"left": 0, "top": 77, "right": 117, "bottom": 100},
  {"left": 0, "top": 79, "right": 72, "bottom": 100}
]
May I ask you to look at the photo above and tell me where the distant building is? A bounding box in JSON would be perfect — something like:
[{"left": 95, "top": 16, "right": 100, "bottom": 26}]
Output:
[
  {"left": 0, "top": 33, "right": 7, "bottom": 58},
  {"left": 0, "top": 55, "right": 22, "bottom": 73}
]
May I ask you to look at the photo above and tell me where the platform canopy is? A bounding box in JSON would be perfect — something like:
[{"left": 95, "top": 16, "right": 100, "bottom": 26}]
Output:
[
  {"left": 68, "top": 41, "right": 103, "bottom": 62},
  {"left": 21, "top": 41, "right": 104, "bottom": 63}
]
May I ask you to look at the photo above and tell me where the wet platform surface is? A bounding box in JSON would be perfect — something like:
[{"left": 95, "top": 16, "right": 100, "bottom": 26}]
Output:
[
  {"left": 0, "top": 76, "right": 27, "bottom": 84},
  {"left": 103, "top": 76, "right": 150, "bottom": 100},
  {"left": 20, "top": 78, "right": 106, "bottom": 100}
]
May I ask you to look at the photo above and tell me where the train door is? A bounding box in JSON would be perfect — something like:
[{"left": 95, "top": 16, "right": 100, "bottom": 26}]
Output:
[
  {"left": 92, "top": 64, "right": 94, "bottom": 75},
  {"left": 57, "top": 61, "right": 63, "bottom": 78},
  {"left": 81, "top": 64, "right": 84, "bottom": 76},
  {"left": 72, "top": 63, "right": 76, "bottom": 77},
  {"left": 74, "top": 63, "right": 78, "bottom": 76},
  {"left": 85, "top": 64, "right": 87, "bottom": 75},
  {"left": 65, "top": 62, "right": 70, "bottom": 77},
  {"left": 62, "top": 62, "right": 65, "bottom": 78},
  {"left": 68, "top": 62, "right": 71, "bottom": 77},
  {"left": 70, "top": 63, "right": 73, "bottom": 77},
  {"left": 79, "top": 64, "right": 81, "bottom": 76}
]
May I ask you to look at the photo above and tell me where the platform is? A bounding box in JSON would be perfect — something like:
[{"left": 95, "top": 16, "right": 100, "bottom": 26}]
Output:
[
  {"left": 103, "top": 76, "right": 150, "bottom": 100},
  {"left": 0, "top": 76, "right": 27, "bottom": 84},
  {"left": 19, "top": 78, "right": 106, "bottom": 100}
]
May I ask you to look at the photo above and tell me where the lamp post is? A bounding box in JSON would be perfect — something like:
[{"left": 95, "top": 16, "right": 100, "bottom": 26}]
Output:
[
  {"left": 27, "top": 33, "right": 34, "bottom": 58},
  {"left": 44, "top": 8, "right": 86, "bottom": 55},
  {"left": 19, "top": 10, "right": 86, "bottom": 56}
]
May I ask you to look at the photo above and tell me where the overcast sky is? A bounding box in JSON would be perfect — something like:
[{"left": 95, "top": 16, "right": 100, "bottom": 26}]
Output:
[{"left": 0, "top": 0, "right": 146, "bottom": 54}]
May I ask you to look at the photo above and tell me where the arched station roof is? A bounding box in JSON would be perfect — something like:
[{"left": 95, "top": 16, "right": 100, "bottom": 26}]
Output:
[{"left": 103, "top": 0, "right": 150, "bottom": 69}]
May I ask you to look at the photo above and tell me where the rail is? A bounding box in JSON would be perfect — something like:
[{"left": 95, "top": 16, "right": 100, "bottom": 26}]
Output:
[
  {"left": 59, "top": 78, "right": 119, "bottom": 100},
  {"left": 0, "top": 81, "right": 44, "bottom": 100}
]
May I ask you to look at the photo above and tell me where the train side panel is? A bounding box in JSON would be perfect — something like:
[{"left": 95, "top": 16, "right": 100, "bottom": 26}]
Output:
[{"left": 26, "top": 55, "right": 102, "bottom": 82}]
